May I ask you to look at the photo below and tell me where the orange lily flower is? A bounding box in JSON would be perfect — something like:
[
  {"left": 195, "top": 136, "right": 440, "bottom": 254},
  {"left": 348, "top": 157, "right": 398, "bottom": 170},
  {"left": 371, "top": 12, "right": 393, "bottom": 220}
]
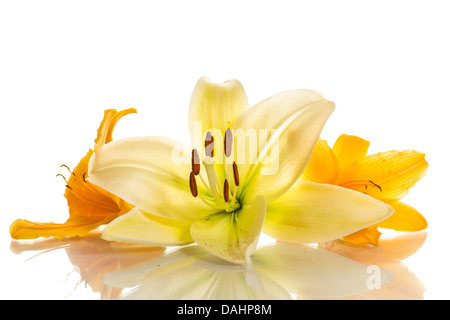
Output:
[
  {"left": 10, "top": 109, "right": 136, "bottom": 239},
  {"left": 301, "top": 134, "right": 428, "bottom": 246}
]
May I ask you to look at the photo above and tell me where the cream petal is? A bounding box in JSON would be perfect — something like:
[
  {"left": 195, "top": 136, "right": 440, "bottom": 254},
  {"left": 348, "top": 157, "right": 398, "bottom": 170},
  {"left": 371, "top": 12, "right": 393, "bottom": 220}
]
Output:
[
  {"left": 231, "top": 89, "right": 335, "bottom": 204},
  {"left": 263, "top": 181, "right": 394, "bottom": 243},
  {"left": 190, "top": 195, "right": 266, "bottom": 264},
  {"left": 101, "top": 208, "right": 194, "bottom": 246},
  {"left": 252, "top": 242, "right": 393, "bottom": 298},
  {"left": 89, "top": 136, "right": 214, "bottom": 221},
  {"left": 188, "top": 76, "right": 249, "bottom": 154}
]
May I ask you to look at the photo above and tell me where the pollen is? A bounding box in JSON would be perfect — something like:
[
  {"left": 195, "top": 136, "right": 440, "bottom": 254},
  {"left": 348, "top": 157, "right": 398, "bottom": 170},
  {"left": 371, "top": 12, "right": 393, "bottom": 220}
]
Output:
[
  {"left": 224, "top": 128, "right": 232, "bottom": 158},
  {"left": 191, "top": 149, "right": 201, "bottom": 175},
  {"left": 205, "top": 131, "right": 214, "bottom": 157},
  {"left": 189, "top": 171, "right": 198, "bottom": 197},
  {"left": 223, "top": 179, "right": 229, "bottom": 202}
]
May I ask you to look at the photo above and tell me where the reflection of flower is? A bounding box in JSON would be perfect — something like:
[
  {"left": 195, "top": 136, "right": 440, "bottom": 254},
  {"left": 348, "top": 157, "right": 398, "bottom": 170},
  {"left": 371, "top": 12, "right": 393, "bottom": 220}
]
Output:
[
  {"left": 89, "top": 77, "right": 393, "bottom": 264},
  {"left": 301, "top": 134, "right": 428, "bottom": 246},
  {"left": 102, "top": 242, "right": 393, "bottom": 300},
  {"left": 10, "top": 109, "right": 136, "bottom": 239},
  {"left": 10, "top": 233, "right": 165, "bottom": 299},
  {"left": 313, "top": 231, "right": 427, "bottom": 300}
]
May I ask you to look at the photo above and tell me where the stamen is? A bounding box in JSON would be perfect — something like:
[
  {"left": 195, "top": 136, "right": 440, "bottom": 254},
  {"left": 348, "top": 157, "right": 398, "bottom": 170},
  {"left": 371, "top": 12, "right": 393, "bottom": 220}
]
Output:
[
  {"left": 339, "top": 180, "right": 383, "bottom": 192},
  {"left": 368, "top": 180, "right": 383, "bottom": 192},
  {"left": 60, "top": 164, "right": 72, "bottom": 173},
  {"left": 82, "top": 172, "right": 87, "bottom": 183},
  {"left": 224, "top": 128, "right": 232, "bottom": 158},
  {"left": 232, "top": 161, "right": 240, "bottom": 186},
  {"left": 56, "top": 173, "right": 68, "bottom": 183},
  {"left": 205, "top": 131, "right": 214, "bottom": 157},
  {"left": 223, "top": 179, "right": 229, "bottom": 203},
  {"left": 230, "top": 185, "right": 239, "bottom": 208},
  {"left": 189, "top": 172, "right": 198, "bottom": 197},
  {"left": 191, "top": 149, "right": 200, "bottom": 175}
]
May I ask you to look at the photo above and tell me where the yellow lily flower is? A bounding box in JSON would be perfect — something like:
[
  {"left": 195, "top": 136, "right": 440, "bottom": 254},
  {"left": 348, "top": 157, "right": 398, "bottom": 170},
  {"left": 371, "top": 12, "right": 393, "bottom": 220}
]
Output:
[
  {"left": 10, "top": 109, "right": 136, "bottom": 239},
  {"left": 88, "top": 77, "right": 393, "bottom": 264},
  {"left": 301, "top": 134, "right": 428, "bottom": 246}
]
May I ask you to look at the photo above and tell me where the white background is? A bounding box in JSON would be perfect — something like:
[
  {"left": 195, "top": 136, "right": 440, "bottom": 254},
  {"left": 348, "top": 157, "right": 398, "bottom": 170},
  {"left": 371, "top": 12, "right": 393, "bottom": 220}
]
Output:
[{"left": 1, "top": 0, "right": 449, "bottom": 299}]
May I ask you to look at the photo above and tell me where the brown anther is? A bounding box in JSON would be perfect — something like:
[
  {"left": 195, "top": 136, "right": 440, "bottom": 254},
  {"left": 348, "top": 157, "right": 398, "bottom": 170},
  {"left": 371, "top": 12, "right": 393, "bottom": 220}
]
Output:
[
  {"left": 205, "top": 131, "right": 214, "bottom": 157},
  {"left": 191, "top": 149, "right": 200, "bottom": 175},
  {"left": 60, "top": 164, "right": 72, "bottom": 173},
  {"left": 223, "top": 179, "right": 229, "bottom": 202},
  {"left": 189, "top": 172, "right": 198, "bottom": 197},
  {"left": 369, "top": 180, "right": 383, "bottom": 192},
  {"left": 56, "top": 173, "right": 68, "bottom": 183},
  {"left": 224, "top": 128, "right": 232, "bottom": 158},
  {"left": 232, "top": 161, "right": 240, "bottom": 186},
  {"left": 82, "top": 172, "right": 87, "bottom": 183}
]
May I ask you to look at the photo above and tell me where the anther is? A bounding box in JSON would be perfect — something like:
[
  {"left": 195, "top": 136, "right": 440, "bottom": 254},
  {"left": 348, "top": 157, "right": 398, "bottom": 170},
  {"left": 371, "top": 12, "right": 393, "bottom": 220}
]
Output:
[
  {"left": 191, "top": 149, "right": 200, "bottom": 175},
  {"left": 224, "top": 128, "right": 232, "bottom": 158},
  {"left": 189, "top": 172, "right": 198, "bottom": 197},
  {"left": 205, "top": 131, "right": 214, "bottom": 157},
  {"left": 232, "top": 161, "right": 240, "bottom": 186},
  {"left": 60, "top": 164, "right": 72, "bottom": 173},
  {"left": 369, "top": 180, "right": 383, "bottom": 192},
  {"left": 56, "top": 173, "right": 68, "bottom": 183},
  {"left": 82, "top": 172, "right": 87, "bottom": 183},
  {"left": 223, "top": 179, "right": 229, "bottom": 202}
]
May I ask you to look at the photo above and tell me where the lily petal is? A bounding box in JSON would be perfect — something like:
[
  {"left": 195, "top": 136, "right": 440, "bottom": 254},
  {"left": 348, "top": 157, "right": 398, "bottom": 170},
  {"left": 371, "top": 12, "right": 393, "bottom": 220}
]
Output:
[
  {"left": 332, "top": 134, "right": 370, "bottom": 169},
  {"left": 232, "top": 89, "right": 335, "bottom": 204},
  {"left": 377, "top": 201, "right": 428, "bottom": 231},
  {"left": 188, "top": 76, "right": 249, "bottom": 151},
  {"left": 300, "top": 138, "right": 340, "bottom": 184},
  {"left": 101, "top": 208, "right": 194, "bottom": 246},
  {"left": 341, "top": 225, "right": 383, "bottom": 246},
  {"left": 89, "top": 136, "right": 213, "bottom": 222},
  {"left": 337, "top": 150, "right": 428, "bottom": 203},
  {"left": 263, "top": 181, "right": 394, "bottom": 243},
  {"left": 190, "top": 195, "right": 266, "bottom": 264}
]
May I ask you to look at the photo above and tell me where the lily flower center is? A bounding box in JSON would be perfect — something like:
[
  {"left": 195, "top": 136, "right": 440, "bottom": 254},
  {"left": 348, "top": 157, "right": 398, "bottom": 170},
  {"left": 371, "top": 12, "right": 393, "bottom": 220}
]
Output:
[{"left": 189, "top": 129, "right": 241, "bottom": 213}]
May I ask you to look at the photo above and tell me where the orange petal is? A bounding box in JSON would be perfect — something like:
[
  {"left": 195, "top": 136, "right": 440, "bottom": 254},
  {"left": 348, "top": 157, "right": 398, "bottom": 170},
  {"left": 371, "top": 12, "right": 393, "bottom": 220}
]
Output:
[
  {"left": 301, "top": 138, "right": 340, "bottom": 184},
  {"left": 342, "top": 225, "right": 382, "bottom": 246},
  {"left": 377, "top": 201, "right": 428, "bottom": 232},
  {"left": 94, "top": 108, "right": 137, "bottom": 149},
  {"left": 332, "top": 134, "right": 370, "bottom": 169},
  {"left": 338, "top": 150, "right": 428, "bottom": 203},
  {"left": 10, "top": 218, "right": 112, "bottom": 240}
]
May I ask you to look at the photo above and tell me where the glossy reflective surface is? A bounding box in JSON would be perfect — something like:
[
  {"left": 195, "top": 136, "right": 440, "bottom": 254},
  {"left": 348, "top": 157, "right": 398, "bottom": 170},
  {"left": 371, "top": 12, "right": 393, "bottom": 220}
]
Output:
[{"left": 6, "top": 231, "right": 427, "bottom": 300}]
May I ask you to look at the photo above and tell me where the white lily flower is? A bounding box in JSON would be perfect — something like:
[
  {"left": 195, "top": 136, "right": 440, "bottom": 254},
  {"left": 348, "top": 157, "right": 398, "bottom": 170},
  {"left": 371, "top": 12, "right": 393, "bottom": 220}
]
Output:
[{"left": 89, "top": 77, "right": 393, "bottom": 264}]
